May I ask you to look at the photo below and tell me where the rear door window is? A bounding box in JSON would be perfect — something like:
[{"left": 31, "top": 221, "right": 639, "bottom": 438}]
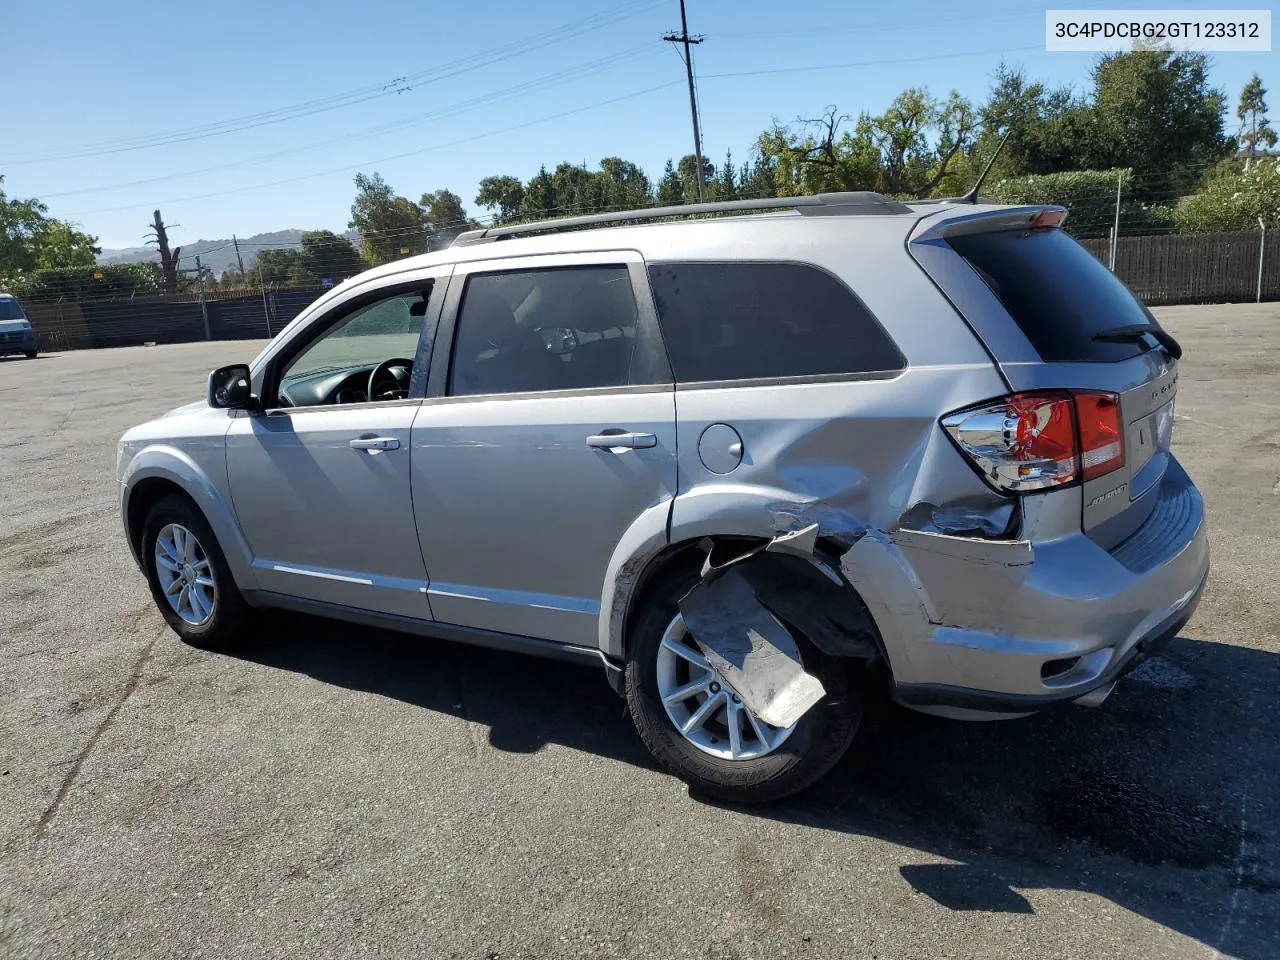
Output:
[
  {"left": 646, "top": 262, "right": 904, "bottom": 383},
  {"left": 947, "top": 228, "right": 1161, "bottom": 362},
  {"left": 448, "top": 266, "right": 642, "bottom": 396}
]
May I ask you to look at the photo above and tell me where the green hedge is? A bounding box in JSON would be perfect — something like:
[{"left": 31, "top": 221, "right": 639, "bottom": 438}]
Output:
[
  {"left": 986, "top": 169, "right": 1175, "bottom": 237},
  {"left": 1172, "top": 157, "right": 1280, "bottom": 232},
  {"left": 5, "top": 263, "right": 162, "bottom": 301}
]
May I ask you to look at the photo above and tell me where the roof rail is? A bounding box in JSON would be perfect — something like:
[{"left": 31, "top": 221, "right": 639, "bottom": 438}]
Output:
[{"left": 453, "top": 191, "right": 912, "bottom": 245}]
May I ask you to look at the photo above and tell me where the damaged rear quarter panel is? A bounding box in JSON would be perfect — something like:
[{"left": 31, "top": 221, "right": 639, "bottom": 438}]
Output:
[{"left": 666, "top": 363, "right": 1016, "bottom": 678}]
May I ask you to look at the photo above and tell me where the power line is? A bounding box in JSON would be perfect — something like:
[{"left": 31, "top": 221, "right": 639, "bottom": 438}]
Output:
[
  {"left": 0, "top": 0, "right": 665, "bottom": 165},
  {"left": 703, "top": 45, "right": 1044, "bottom": 81},
  {"left": 63, "top": 81, "right": 685, "bottom": 218},
  {"left": 42, "top": 45, "right": 661, "bottom": 200}
]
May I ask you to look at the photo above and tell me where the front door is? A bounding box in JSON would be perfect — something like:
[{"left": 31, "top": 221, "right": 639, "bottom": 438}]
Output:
[
  {"left": 410, "top": 253, "right": 676, "bottom": 648},
  {"left": 227, "top": 271, "right": 449, "bottom": 618}
]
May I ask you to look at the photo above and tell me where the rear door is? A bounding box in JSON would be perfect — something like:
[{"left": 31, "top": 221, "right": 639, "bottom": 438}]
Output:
[
  {"left": 910, "top": 208, "right": 1177, "bottom": 545},
  {"left": 409, "top": 251, "right": 676, "bottom": 649}
]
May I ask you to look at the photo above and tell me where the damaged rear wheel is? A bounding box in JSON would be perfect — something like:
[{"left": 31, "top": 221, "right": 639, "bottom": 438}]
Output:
[{"left": 625, "top": 567, "right": 863, "bottom": 803}]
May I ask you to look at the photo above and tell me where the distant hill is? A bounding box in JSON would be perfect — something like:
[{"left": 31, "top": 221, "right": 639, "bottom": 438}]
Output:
[{"left": 97, "top": 229, "right": 360, "bottom": 277}]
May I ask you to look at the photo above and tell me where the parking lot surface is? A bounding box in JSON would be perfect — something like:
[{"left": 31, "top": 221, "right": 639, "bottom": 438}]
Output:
[{"left": 1, "top": 305, "right": 1277, "bottom": 959}]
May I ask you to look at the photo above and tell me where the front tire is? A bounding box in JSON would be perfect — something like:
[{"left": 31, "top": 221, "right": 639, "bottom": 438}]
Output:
[
  {"left": 141, "top": 494, "right": 251, "bottom": 650},
  {"left": 625, "top": 566, "right": 863, "bottom": 803},
  {"left": 24, "top": 350, "right": 37, "bottom": 359}
]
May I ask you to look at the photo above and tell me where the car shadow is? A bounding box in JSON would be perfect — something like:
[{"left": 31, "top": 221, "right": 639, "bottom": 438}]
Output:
[{"left": 234, "top": 616, "right": 1278, "bottom": 958}]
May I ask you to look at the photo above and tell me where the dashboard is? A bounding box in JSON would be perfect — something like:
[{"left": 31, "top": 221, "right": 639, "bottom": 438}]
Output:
[{"left": 278, "top": 366, "right": 377, "bottom": 407}]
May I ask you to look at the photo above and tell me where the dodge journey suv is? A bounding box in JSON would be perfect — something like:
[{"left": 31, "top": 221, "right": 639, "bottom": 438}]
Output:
[{"left": 117, "top": 193, "right": 1208, "bottom": 802}]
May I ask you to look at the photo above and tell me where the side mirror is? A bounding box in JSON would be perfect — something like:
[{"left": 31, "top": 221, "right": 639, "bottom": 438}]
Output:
[{"left": 208, "top": 364, "right": 256, "bottom": 410}]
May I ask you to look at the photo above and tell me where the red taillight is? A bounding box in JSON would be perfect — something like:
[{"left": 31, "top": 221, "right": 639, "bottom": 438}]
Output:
[
  {"left": 942, "top": 390, "right": 1124, "bottom": 493},
  {"left": 1074, "top": 391, "right": 1124, "bottom": 481}
]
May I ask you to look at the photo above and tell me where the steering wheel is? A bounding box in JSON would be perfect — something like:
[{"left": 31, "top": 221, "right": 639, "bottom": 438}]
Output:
[{"left": 368, "top": 357, "right": 414, "bottom": 402}]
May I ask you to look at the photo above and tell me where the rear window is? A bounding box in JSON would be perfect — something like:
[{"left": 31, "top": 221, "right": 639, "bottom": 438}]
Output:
[
  {"left": 0, "top": 298, "right": 24, "bottom": 321},
  {"left": 647, "top": 262, "right": 904, "bottom": 383},
  {"left": 947, "top": 228, "right": 1160, "bottom": 362}
]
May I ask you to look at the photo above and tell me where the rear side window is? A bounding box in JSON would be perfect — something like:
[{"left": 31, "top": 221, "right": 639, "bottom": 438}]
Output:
[
  {"left": 947, "top": 228, "right": 1160, "bottom": 362},
  {"left": 449, "top": 266, "right": 640, "bottom": 396},
  {"left": 647, "top": 262, "right": 904, "bottom": 383}
]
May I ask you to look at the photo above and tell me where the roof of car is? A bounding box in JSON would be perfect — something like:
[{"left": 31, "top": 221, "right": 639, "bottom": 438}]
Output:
[{"left": 348, "top": 193, "right": 978, "bottom": 289}]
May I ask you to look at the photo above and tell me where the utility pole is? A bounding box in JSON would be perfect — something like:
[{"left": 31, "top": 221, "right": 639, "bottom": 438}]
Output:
[
  {"left": 194, "top": 255, "right": 211, "bottom": 341},
  {"left": 664, "top": 0, "right": 706, "bottom": 202},
  {"left": 257, "top": 262, "right": 273, "bottom": 338},
  {"left": 232, "top": 234, "right": 247, "bottom": 278}
]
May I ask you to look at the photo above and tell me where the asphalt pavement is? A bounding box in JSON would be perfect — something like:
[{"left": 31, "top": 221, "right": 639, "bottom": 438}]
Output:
[{"left": 0, "top": 305, "right": 1277, "bottom": 959}]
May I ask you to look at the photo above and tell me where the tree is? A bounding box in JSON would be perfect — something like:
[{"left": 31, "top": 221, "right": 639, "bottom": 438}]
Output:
[
  {"left": 475, "top": 175, "right": 525, "bottom": 225},
  {"left": 677, "top": 154, "right": 715, "bottom": 203},
  {"left": 865, "top": 89, "right": 975, "bottom": 197},
  {"left": 419, "top": 189, "right": 476, "bottom": 247},
  {"left": 250, "top": 248, "right": 313, "bottom": 285},
  {"left": 756, "top": 93, "right": 975, "bottom": 199},
  {"left": 1076, "top": 50, "right": 1229, "bottom": 199},
  {"left": 144, "top": 210, "right": 181, "bottom": 293},
  {"left": 968, "top": 64, "right": 1081, "bottom": 182},
  {"left": 708, "top": 150, "right": 738, "bottom": 201},
  {"left": 0, "top": 177, "right": 100, "bottom": 284},
  {"left": 1238, "top": 74, "right": 1277, "bottom": 167},
  {"left": 348, "top": 172, "right": 426, "bottom": 266},
  {"left": 656, "top": 159, "right": 684, "bottom": 204},
  {"left": 299, "top": 230, "right": 363, "bottom": 281},
  {"left": 596, "top": 157, "right": 652, "bottom": 210}
]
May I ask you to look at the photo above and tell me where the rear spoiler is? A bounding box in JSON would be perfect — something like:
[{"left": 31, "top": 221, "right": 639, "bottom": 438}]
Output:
[{"left": 908, "top": 205, "right": 1069, "bottom": 244}]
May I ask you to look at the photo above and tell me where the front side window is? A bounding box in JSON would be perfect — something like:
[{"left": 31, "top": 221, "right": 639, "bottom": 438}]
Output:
[
  {"left": 277, "top": 287, "right": 430, "bottom": 407},
  {"left": 449, "top": 266, "right": 639, "bottom": 396},
  {"left": 647, "top": 262, "right": 905, "bottom": 383}
]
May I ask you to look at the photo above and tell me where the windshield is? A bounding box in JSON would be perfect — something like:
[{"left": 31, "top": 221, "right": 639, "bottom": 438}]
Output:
[{"left": 0, "top": 299, "right": 25, "bottom": 321}]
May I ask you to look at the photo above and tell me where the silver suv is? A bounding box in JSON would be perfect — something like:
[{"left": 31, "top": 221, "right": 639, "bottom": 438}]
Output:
[{"left": 117, "top": 194, "right": 1209, "bottom": 802}]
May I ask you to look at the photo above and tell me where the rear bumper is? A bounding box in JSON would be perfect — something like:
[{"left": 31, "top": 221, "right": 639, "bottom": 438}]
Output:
[
  {"left": 893, "top": 562, "right": 1207, "bottom": 713},
  {"left": 841, "top": 456, "right": 1210, "bottom": 714}
]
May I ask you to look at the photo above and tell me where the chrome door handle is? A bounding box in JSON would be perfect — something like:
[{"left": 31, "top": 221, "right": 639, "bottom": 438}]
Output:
[
  {"left": 585, "top": 432, "right": 657, "bottom": 450},
  {"left": 349, "top": 436, "right": 400, "bottom": 452}
]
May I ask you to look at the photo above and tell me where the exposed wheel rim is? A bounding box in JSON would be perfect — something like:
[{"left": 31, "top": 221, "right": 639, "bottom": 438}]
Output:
[
  {"left": 655, "top": 613, "right": 796, "bottom": 761},
  {"left": 154, "top": 523, "right": 217, "bottom": 626}
]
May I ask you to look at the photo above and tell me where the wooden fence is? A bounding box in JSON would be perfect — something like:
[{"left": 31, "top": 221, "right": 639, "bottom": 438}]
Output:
[{"left": 1079, "top": 229, "right": 1277, "bottom": 305}]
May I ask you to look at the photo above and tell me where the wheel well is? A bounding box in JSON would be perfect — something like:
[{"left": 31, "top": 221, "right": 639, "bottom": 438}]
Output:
[
  {"left": 619, "top": 534, "right": 887, "bottom": 667},
  {"left": 125, "top": 478, "right": 194, "bottom": 555}
]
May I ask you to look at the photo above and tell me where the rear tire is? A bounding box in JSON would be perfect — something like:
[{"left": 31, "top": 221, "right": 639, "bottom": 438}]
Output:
[
  {"left": 625, "top": 566, "right": 863, "bottom": 803},
  {"left": 24, "top": 350, "right": 37, "bottom": 359},
  {"left": 140, "top": 494, "right": 252, "bottom": 651}
]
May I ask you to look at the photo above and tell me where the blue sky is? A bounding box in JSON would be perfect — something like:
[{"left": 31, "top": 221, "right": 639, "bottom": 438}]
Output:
[{"left": 3, "top": 0, "right": 1271, "bottom": 250}]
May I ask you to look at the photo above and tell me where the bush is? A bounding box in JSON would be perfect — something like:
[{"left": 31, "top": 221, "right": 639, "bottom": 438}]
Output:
[
  {"left": 6, "top": 262, "right": 162, "bottom": 301},
  {"left": 1171, "top": 157, "right": 1280, "bottom": 233},
  {"left": 986, "top": 168, "right": 1173, "bottom": 237}
]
